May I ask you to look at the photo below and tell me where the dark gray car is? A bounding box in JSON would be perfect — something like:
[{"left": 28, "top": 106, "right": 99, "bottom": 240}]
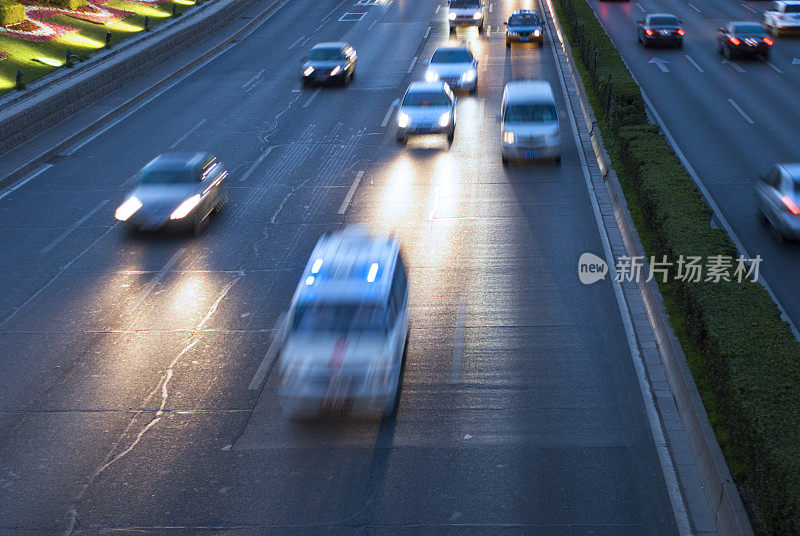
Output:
[
  {"left": 755, "top": 163, "right": 800, "bottom": 244},
  {"left": 115, "top": 152, "right": 227, "bottom": 235},
  {"left": 301, "top": 42, "right": 357, "bottom": 87}
]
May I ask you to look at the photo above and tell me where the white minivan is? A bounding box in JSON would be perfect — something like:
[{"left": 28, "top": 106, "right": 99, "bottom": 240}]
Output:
[
  {"left": 499, "top": 80, "right": 561, "bottom": 165},
  {"left": 278, "top": 226, "right": 409, "bottom": 418}
]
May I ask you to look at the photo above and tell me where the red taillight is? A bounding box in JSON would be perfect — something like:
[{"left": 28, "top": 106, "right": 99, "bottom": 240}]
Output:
[
  {"left": 677, "top": 28, "right": 685, "bottom": 36},
  {"left": 781, "top": 195, "right": 800, "bottom": 215},
  {"left": 730, "top": 36, "right": 741, "bottom": 45},
  {"left": 645, "top": 28, "right": 653, "bottom": 36},
  {"left": 763, "top": 37, "right": 774, "bottom": 45}
]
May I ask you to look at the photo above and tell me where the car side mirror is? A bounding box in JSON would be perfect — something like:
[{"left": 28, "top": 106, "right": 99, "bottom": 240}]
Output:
[{"left": 718, "top": 27, "right": 726, "bottom": 33}]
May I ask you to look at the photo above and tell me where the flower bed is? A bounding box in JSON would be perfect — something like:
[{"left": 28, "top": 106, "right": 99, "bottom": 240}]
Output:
[
  {"left": 20, "top": 0, "right": 132, "bottom": 24},
  {"left": 0, "top": 10, "right": 78, "bottom": 41}
]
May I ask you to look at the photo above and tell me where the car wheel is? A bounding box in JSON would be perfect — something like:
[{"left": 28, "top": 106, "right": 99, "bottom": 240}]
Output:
[
  {"left": 770, "top": 220, "right": 786, "bottom": 245},
  {"left": 762, "top": 50, "right": 771, "bottom": 61},
  {"left": 192, "top": 216, "right": 207, "bottom": 236},
  {"left": 555, "top": 155, "right": 562, "bottom": 165},
  {"left": 538, "top": 41, "right": 543, "bottom": 48},
  {"left": 449, "top": 26, "right": 455, "bottom": 34},
  {"left": 478, "top": 24, "right": 484, "bottom": 33},
  {"left": 469, "top": 83, "right": 477, "bottom": 95},
  {"left": 502, "top": 156, "right": 509, "bottom": 166},
  {"left": 506, "top": 41, "right": 511, "bottom": 48},
  {"left": 724, "top": 46, "right": 732, "bottom": 59},
  {"left": 676, "top": 40, "right": 683, "bottom": 49},
  {"left": 447, "top": 131, "right": 455, "bottom": 144},
  {"left": 302, "top": 78, "right": 310, "bottom": 87},
  {"left": 396, "top": 135, "right": 406, "bottom": 144},
  {"left": 717, "top": 43, "right": 724, "bottom": 55},
  {"left": 757, "top": 208, "right": 768, "bottom": 225}
]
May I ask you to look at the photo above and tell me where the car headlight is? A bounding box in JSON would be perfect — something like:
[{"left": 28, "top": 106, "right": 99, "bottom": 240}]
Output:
[
  {"left": 303, "top": 66, "right": 314, "bottom": 76},
  {"left": 503, "top": 131, "right": 515, "bottom": 144},
  {"left": 425, "top": 70, "right": 439, "bottom": 82},
  {"left": 115, "top": 196, "right": 142, "bottom": 221},
  {"left": 507, "top": 31, "right": 517, "bottom": 36},
  {"left": 397, "top": 112, "right": 410, "bottom": 128},
  {"left": 461, "top": 69, "right": 476, "bottom": 82},
  {"left": 448, "top": 12, "right": 456, "bottom": 20},
  {"left": 170, "top": 194, "right": 202, "bottom": 220},
  {"left": 330, "top": 65, "right": 341, "bottom": 76},
  {"left": 473, "top": 12, "right": 482, "bottom": 19},
  {"left": 438, "top": 111, "right": 451, "bottom": 127},
  {"left": 534, "top": 29, "right": 541, "bottom": 37}
]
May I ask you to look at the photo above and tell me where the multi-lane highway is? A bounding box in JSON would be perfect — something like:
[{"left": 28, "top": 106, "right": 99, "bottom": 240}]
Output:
[
  {"left": 0, "top": 0, "right": 683, "bottom": 534},
  {"left": 586, "top": 0, "right": 800, "bottom": 330}
]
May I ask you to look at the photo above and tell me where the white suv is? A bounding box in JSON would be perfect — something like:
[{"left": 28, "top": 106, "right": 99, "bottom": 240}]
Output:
[{"left": 763, "top": 0, "right": 800, "bottom": 36}]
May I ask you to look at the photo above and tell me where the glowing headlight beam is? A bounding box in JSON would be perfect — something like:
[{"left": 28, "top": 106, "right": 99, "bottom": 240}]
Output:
[
  {"left": 115, "top": 196, "right": 142, "bottom": 221},
  {"left": 170, "top": 194, "right": 201, "bottom": 220}
]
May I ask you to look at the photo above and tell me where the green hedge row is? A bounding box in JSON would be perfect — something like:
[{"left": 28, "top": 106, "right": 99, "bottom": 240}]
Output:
[
  {"left": 555, "top": 0, "right": 800, "bottom": 533},
  {"left": 0, "top": 0, "right": 25, "bottom": 27}
]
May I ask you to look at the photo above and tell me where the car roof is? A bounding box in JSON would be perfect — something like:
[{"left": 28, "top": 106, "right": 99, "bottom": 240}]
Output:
[
  {"left": 293, "top": 226, "right": 400, "bottom": 305},
  {"left": 145, "top": 152, "right": 207, "bottom": 170},
  {"left": 647, "top": 13, "right": 678, "bottom": 19},
  {"left": 433, "top": 44, "right": 471, "bottom": 53},
  {"left": 510, "top": 9, "right": 538, "bottom": 16},
  {"left": 311, "top": 42, "right": 348, "bottom": 50},
  {"left": 778, "top": 1, "right": 800, "bottom": 5},
  {"left": 407, "top": 81, "right": 448, "bottom": 92},
  {"left": 503, "top": 80, "right": 554, "bottom": 101}
]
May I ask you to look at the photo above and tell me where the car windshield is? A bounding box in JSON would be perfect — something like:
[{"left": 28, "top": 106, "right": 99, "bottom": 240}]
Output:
[
  {"left": 403, "top": 91, "right": 450, "bottom": 107},
  {"left": 309, "top": 47, "right": 343, "bottom": 61},
  {"left": 649, "top": 16, "right": 678, "bottom": 26},
  {"left": 733, "top": 24, "right": 764, "bottom": 34},
  {"left": 504, "top": 103, "right": 557, "bottom": 123},
  {"left": 291, "top": 303, "right": 391, "bottom": 333},
  {"left": 509, "top": 13, "right": 540, "bottom": 25},
  {"left": 431, "top": 49, "right": 473, "bottom": 64},
  {"left": 449, "top": 0, "right": 480, "bottom": 7},
  {"left": 139, "top": 168, "right": 196, "bottom": 184},
  {"left": 785, "top": 3, "right": 800, "bottom": 11}
]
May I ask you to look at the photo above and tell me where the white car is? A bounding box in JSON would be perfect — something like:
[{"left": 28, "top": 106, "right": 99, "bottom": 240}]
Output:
[
  {"left": 278, "top": 227, "right": 409, "bottom": 418},
  {"left": 500, "top": 81, "right": 561, "bottom": 165},
  {"left": 424, "top": 45, "right": 478, "bottom": 94},
  {"left": 396, "top": 81, "right": 456, "bottom": 144},
  {"left": 763, "top": 0, "right": 800, "bottom": 36},
  {"left": 447, "top": 0, "right": 485, "bottom": 32}
]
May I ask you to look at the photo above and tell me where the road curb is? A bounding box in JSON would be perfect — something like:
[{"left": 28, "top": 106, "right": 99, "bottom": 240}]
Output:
[
  {"left": 0, "top": 0, "right": 288, "bottom": 188},
  {"left": 542, "top": 1, "right": 754, "bottom": 535}
]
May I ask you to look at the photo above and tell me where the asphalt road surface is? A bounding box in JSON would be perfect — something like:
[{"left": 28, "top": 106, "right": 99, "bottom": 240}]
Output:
[
  {"left": 586, "top": 0, "right": 800, "bottom": 331},
  {"left": 0, "top": 0, "right": 680, "bottom": 534}
]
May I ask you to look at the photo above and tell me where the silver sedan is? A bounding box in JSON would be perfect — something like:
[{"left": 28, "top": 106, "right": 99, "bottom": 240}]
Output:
[
  {"left": 396, "top": 82, "right": 456, "bottom": 144},
  {"left": 755, "top": 163, "right": 800, "bottom": 244},
  {"left": 115, "top": 152, "right": 228, "bottom": 234}
]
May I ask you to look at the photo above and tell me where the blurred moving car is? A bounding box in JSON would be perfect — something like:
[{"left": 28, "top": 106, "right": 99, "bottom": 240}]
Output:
[
  {"left": 447, "top": 0, "right": 485, "bottom": 33},
  {"left": 301, "top": 42, "right": 357, "bottom": 86},
  {"left": 755, "top": 163, "right": 800, "bottom": 244},
  {"left": 717, "top": 22, "right": 773, "bottom": 60},
  {"left": 115, "top": 152, "right": 227, "bottom": 234},
  {"left": 504, "top": 10, "right": 544, "bottom": 48},
  {"left": 762, "top": 1, "right": 800, "bottom": 36},
  {"left": 278, "top": 226, "right": 410, "bottom": 418},
  {"left": 424, "top": 44, "right": 479, "bottom": 94},
  {"left": 500, "top": 81, "right": 561, "bottom": 165},
  {"left": 396, "top": 81, "right": 457, "bottom": 144},
  {"left": 637, "top": 14, "right": 685, "bottom": 48}
]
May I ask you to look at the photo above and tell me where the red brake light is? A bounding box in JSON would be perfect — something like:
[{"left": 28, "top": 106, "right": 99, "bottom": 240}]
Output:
[
  {"left": 645, "top": 28, "right": 653, "bottom": 36},
  {"left": 781, "top": 195, "right": 800, "bottom": 215},
  {"left": 763, "top": 37, "right": 774, "bottom": 45},
  {"left": 729, "top": 36, "right": 740, "bottom": 45},
  {"left": 677, "top": 28, "right": 685, "bottom": 36}
]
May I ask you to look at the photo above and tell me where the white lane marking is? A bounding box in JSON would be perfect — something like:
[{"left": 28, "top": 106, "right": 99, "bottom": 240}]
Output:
[
  {"left": 291, "top": 88, "right": 301, "bottom": 92},
  {"left": 381, "top": 98, "right": 400, "bottom": 127},
  {"left": 241, "top": 69, "right": 265, "bottom": 90},
  {"left": 541, "top": 1, "right": 692, "bottom": 532},
  {"left": 121, "top": 249, "right": 183, "bottom": 316},
  {"left": 486, "top": 25, "right": 491, "bottom": 36},
  {"left": 407, "top": 56, "right": 418, "bottom": 73},
  {"left": 424, "top": 26, "right": 431, "bottom": 39},
  {"left": 449, "top": 298, "right": 467, "bottom": 385},
  {"left": 169, "top": 119, "right": 206, "bottom": 149},
  {"left": 636, "top": 2, "right": 645, "bottom": 12},
  {"left": 435, "top": 4, "right": 440, "bottom": 13},
  {"left": 368, "top": 17, "right": 378, "bottom": 30},
  {"left": 338, "top": 170, "right": 365, "bottom": 214},
  {"left": 249, "top": 312, "right": 286, "bottom": 390},
  {"left": 722, "top": 59, "right": 745, "bottom": 72},
  {"left": 0, "top": 164, "right": 52, "bottom": 202},
  {"left": 742, "top": 3, "right": 757, "bottom": 12},
  {"left": 684, "top": 55, "right": 704, "bottom": 72},
  {"left": 239, "top": 146, "right": 274, "bottom": 182},
  {"left": 688, "top": 2, "right": 701, "bottom": 12},
  {"left": 648, "top": 57, "right": 670, "bottom": 72},
  {"left": 288, "top": 35, "right": 305, "bottom": 49},
  {"left": 477, "top": 98, "right": 485, "bottom": 126},
  {"left": 766, "top": 60, "right": 783, "bottom": 73},
  {"left": 489, "top": 2, "right": 493, "bottom": 12},
  {"left": 63, "top": 42, "right": 238, "bottom": 158},
  {"left": 302, "top": 88, "right": 321, "bottom": 108},
  {"left": 40, "top": 199, "right": 108, "bottom": 254},
  {"left": 728, "top": 98, "right": 755, "bottom": 124}
]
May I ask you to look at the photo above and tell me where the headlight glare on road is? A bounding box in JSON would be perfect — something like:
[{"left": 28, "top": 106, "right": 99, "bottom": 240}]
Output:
[
  {"left": 438, "top": 111, "right": 451, "bottom": 127},
  {"left": 170, "top": 194, "right": 202, "bottom": 220},
  {"left": 330, "top": 65, "right": 341, "bottom": 76},
  {"left": 115, "top": 196, "right": 142, "bottom": 221},
  {"left": 448, "top": 12, "right": 456, "bottom": 20},
  {"left": 397, "top": 112, "right": 411, "bottom": 128},
  {"left": 425, "top": 70, "right": 439, "bottom": 82},
  {"left": 472, "top": 12, "right": 481, "bottom": 19},
  {"left": 461, "top": 69, "right": 476, "bottom": 82},
  {"left": 303, "top": 66, "right": 314, "bottom": 76},
  {"left": 503, "top": 131, "right": 515, "bottom": 144}
]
